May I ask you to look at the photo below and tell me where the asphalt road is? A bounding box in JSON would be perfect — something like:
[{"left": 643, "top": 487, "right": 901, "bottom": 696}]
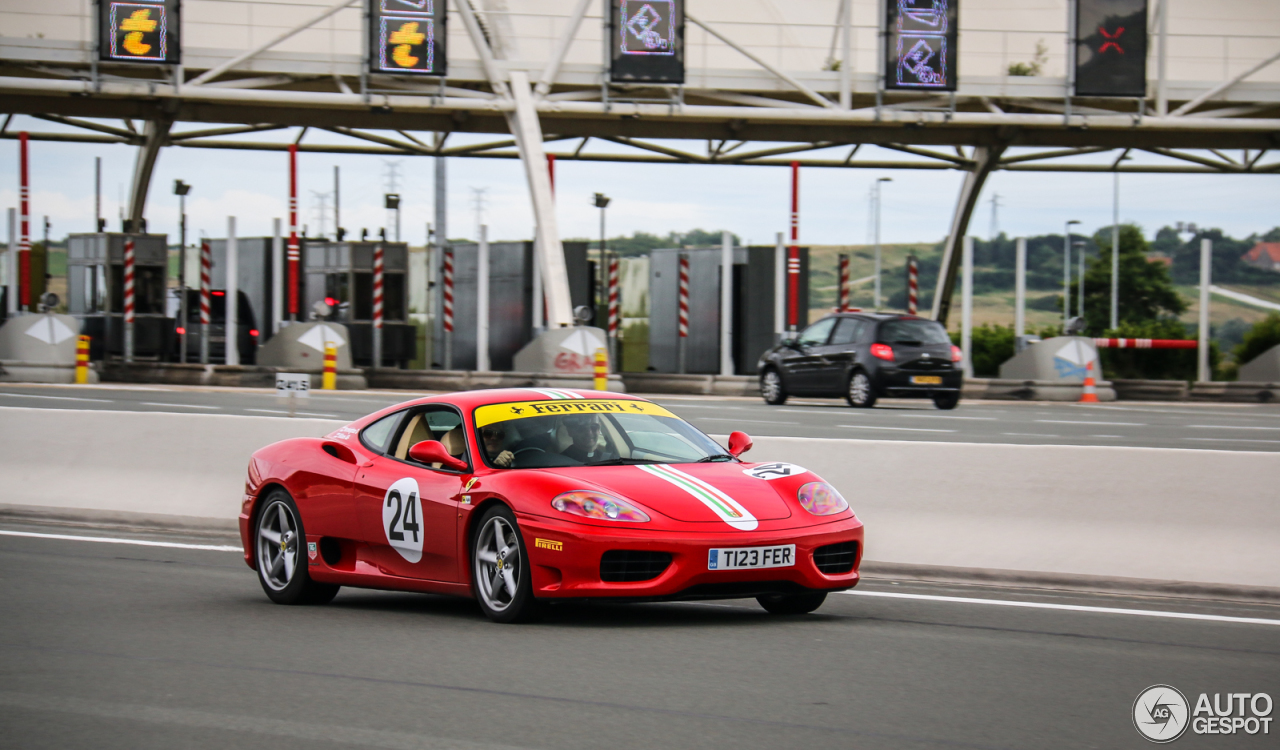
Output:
[
  {"left": 0, "top": 524, "right": 1276, "bottom": 749},
  {"left": 4, "top": 383, "right": 1280, "bottom": 451}
]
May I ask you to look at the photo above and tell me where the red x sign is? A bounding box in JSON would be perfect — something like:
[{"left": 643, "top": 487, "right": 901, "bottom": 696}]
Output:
[{"left": 1099, "top": 26, "right": 1125, "bottom": 54}]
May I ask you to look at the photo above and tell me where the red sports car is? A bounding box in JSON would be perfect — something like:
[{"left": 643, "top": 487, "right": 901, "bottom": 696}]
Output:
[{"left": 240, "top": 388, "right": 864, "bottom": 622}]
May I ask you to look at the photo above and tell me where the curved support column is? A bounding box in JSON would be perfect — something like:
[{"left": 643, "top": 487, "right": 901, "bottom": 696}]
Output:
[
  {"left": 127, "top": 118, "right": 173, "bottom": 230},
  {"left": 930, "top": 144, "right": 1007, "bottom": 325}
]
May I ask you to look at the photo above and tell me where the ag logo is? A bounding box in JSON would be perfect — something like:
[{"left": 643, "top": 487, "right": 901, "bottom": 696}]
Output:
[
  {"left": 743, "top": 462, "right": 806, "bottom": 481},
  {"left": 382, "top": 477, "right": 423, "bottom": 563},
  {"left": 1133, "top": 685, "right": 1190, "bottom": 743}
]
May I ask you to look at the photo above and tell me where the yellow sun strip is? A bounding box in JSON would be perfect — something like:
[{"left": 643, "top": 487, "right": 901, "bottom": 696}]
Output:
[{"left": 474, "top": 399, "right": 677, "bottom": 428}]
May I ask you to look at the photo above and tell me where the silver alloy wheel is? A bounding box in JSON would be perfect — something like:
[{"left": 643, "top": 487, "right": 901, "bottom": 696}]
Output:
[
  {"left": 761, "top": 370, "right": 782, "bottom": 401},
  {"left": 257, "top": 500, "right": 299, "bottom": 592},
  {"left": 475, "top": 516, "right": 520, "bottom": 612},
  {"left": 849, "top": 372, "right": 871, "bottom": 405}
]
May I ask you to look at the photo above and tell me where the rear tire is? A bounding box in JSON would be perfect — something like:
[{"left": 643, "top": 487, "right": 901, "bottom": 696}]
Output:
[
  {"left": 760, "top": 368, "right": 787, "bottom": 405},
  {"left": 254, "top": 490, "right": 340, "bottom": 605},
  {"left": 757, "top": 592, "right": 827, "bottom": 615},
  {"left": 845, "top": 371, "right": 877, "bottom": 408},
  {"left": 933, "top": 392, "right": 961, "bottom": 410}
]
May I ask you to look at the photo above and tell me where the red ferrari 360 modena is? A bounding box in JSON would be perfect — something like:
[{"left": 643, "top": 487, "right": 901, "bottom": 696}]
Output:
[{"left": 240, "top": 388, "right": 864, "bottom": 622}]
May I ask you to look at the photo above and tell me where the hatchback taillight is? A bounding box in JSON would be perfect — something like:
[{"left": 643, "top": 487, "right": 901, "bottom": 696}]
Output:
[
  {"left": 870, "top": 343, "right": 894, "bottom": 362},
  {"left": 951, "top": 345, "right": 963, "bottom": 363}
]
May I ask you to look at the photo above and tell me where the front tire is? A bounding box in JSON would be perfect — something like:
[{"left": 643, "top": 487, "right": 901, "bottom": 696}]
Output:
[
  {"left": 757, "top": 592, "right": 827, "bottom": 615},
  {"left": 254, "top": 490, "right": 339, "bottom": 605},
  {"left": 845, "top": 371, "right": 877, "bottom": 408},
  {"left": 471, "top": 505, "right": 539, "bottom": 623},
  {"left": 933, "top": 392, "right": 961, "bottom": 410},
  {"left": 760, "top": 368, "right": 787, "bottom": 405}
]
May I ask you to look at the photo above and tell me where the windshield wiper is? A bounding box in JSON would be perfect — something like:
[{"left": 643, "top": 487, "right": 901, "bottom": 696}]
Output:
[
  {"left": 696, "top": 454, "right": 736, "bottom": 463},
  {"left": 591, "top": 457, "right": 665, "bottom": 466}
]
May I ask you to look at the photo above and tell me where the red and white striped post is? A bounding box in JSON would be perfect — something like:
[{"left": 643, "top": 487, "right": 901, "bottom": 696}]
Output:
[
  {"left": 907, "top": 254, "right": 919, "bottom": 315},
  {"left": 372, "top": 243, "right": 384, "bottom": 369},
  {"left": 837, "top": 254, "right": 849, "bottom": 311},
  {"left": 1092, "top": 338, "right": 1198, "bottom": 349},
  {"left": 18, "top": 131, "right": 31, "bottom": 310},
  {"left": 677, "top": 254, "right": 689, "bottom": 374},
  {"left": 199, "top": 239, "right": 212, "bottom": 364},
  {"left": 787, "top": 161, "right": 800, "bottom": 332},
  {"left": 442, "top": 246, "right": 454, "bottom": 369},
  {"left": 607, "top": 255, "right": 620, "bottom": 369},
  {"left": 286, "top": 144, "right": 300, "bottom": 320},
  {"left": 123, "top": 238, "right": 135, "bottom": 362}
]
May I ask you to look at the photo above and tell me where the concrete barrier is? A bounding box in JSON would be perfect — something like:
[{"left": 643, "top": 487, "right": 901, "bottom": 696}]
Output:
[{"left": 1, "top": 406, "right": 1276, "bottom": 589}]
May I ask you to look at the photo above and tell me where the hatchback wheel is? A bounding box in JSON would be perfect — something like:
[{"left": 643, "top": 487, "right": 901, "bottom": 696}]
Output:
[
  {"left": 760, "top": 368, "right": 787, "bottom": 405},
  {"left": 933, "top": 392, "right": 960, "bottom": 410},
  {"left": 472, "top": 505, "right": 539, "bottom": 623},
  {"left": 845, "top": 371, "right": 877, "bottom": 408}
]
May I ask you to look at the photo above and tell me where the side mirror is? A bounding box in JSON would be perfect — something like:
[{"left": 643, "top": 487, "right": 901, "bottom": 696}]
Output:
[
  {"left": 408, "top": 440, "right": 468, "bottom": 472},
  {"left": 782, "top": 337, "right": 802, "bottom": 350},
  {"left": 727, "top": 431, "right": 753, "bottom": 457}
]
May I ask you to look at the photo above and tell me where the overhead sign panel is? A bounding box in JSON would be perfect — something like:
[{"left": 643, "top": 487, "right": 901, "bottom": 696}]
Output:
[
  {"left": 610, "top": 0, "right": 685, "bottom": 84},
  {"left": 370, "top": 0, "right": 446, "bottom": 76},
  {"left": 1074, "top": 0, "right": 1148, "bottom": 97},
  {"left": 884, "top": 0, "right": 958, "bottom": 91},
  {"left": 99, "top": 0, "right": 180, "bottom": 64}
]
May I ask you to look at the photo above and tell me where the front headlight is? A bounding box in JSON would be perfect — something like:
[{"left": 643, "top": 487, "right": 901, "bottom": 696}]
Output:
[
  {"left": 797, "top": 482, "right": 849, "bottom": 516},
  {"left": 551, "top": 491, "right": 650, "bottom": 522}
]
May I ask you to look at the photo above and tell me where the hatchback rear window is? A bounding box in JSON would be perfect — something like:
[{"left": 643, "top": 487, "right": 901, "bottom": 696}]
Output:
[{"left": 879, "top": 319, "right": 950, "bottom": 345}]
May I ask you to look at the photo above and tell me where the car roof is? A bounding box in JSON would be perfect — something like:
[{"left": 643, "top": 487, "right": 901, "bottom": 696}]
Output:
[
  {"left": 352, "top": 387, "right": 651, "bottom": 426},
  {"left": 830, "top": 312, "right": 937, "bottom": 323}
]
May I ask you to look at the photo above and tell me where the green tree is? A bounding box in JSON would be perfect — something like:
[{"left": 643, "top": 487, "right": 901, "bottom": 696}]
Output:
[
  {"left": 1081, "top": 224, "right": 1185, "bottom": 335},
  {"left": 1233, "top": 313, "right": 1280, "bottom": 371}
]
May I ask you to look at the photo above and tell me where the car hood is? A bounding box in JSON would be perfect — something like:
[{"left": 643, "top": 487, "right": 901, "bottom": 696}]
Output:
[{"left": 534, "top": 462, "right": 801, "bottom": 530}]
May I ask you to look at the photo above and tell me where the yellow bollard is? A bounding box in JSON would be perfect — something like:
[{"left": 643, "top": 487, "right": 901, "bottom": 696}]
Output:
[
  {"left": 75, "top": 335, "right": 90, "bottom": 384},
  {"left": 323, "top": 344, "right": 337, "bottom": 390},
  {"left": 593, "top": 348, "right": 608, "bottom": 391}
]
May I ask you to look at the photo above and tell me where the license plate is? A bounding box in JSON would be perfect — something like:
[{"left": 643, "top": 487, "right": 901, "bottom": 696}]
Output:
[
  {"left": 708, "top": 544, "right": 796, "bottom": 571},
  {"left": 911, "top": 375, "right": 942, "bottom": 385}
]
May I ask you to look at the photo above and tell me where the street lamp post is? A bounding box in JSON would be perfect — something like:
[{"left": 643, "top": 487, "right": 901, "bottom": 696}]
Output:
[
  {"left": 173, "top": 180, "right": 191, "bottom": 363},
  {"left": 1075, "top": 240, "right": 1087, "bottom": 320},
  {"left": 1110, "top": 163, "right": 1128, "bottom": 331},
  {"left": 593, "top": 192, "right": 610, "bottom": 325},
  {"left": 874, "top": 177, "right": 891, "bottom": 310},
  {"left": 1064, "top": 219, "right": 1080, "bottom": 332}
]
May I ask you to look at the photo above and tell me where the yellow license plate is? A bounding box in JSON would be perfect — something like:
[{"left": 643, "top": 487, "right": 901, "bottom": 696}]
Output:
[{"left": 911, "top": 375, "right": 942, "bottom": 385}]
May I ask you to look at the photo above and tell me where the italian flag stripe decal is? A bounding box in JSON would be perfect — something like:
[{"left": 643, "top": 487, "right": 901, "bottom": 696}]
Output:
[
  {"left": 637, "top": 464, "right": 758, "bottom": 531},
  {"left": 526, "top": 388, "right": 584, "bottom": 400}
]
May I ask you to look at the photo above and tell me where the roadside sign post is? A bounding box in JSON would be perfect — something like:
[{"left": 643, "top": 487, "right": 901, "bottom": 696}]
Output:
[
  {"left": 75, "top": 335, "right": 90, "bottom": 384},
  {"left": 276, "top": 372, "right": 310, "bottom": 418}
]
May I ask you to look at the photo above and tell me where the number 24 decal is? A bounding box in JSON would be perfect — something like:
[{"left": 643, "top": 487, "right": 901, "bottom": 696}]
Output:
[{"left": 386, "top": 489, "right": 420, "bottom": 543}]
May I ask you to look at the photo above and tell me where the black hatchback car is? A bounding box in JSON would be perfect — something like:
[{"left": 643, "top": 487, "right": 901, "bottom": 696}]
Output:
[{"left": 758, "top": 313, "right": 963, "bottom": 409}]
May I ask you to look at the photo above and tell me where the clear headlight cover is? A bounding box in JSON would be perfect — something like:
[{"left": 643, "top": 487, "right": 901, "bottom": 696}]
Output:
[
  {"left": 797, "top": 482, "right": 850, "bottom": 516},
  {"left": 551, "top": 491, "right": 650, "bottom": 522}
]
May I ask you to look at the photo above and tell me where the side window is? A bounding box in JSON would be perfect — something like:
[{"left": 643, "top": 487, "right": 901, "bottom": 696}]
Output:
[
  {"left": 360, "top": 412, "right": 402, "bottom": 454},
  {"left": 797, "top": 317, "right": 837, "bottom": 346},
  {"left": 393, "top": 406, "right": 468, "bottom": 467},
  {"left": 830, "top": 318, "right": 865, "bottom": 346}
]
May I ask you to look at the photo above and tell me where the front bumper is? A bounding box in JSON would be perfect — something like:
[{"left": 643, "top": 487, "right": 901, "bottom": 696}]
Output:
[{"left": 516, "top": 513, "right": 864, "bottom": 601}]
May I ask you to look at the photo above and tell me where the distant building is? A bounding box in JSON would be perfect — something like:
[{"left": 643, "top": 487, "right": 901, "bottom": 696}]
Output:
[
  {"left": 1242, "top": 242, "right": 1280, "bottom": 272},
  {"left": 1145, "top": 254, "right": 1173, "bottom": 268}
]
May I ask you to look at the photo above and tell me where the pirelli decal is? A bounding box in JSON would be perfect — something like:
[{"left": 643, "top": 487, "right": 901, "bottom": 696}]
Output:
[
  {"left": 474, "top": 399, "right": 677, "bottom": 427},
  {"left": 535, "top": 538, "right": 563, "bottom": 551}
]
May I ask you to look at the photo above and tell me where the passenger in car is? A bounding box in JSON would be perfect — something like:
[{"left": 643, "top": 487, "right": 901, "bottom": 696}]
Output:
[{"left": 560, "top": 415, "right": 616, "bottom": 464}]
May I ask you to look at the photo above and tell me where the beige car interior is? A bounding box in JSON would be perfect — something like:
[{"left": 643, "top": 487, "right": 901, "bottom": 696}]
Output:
[{"left": 393, "top": 410, "right": 468, "bottom": 468}]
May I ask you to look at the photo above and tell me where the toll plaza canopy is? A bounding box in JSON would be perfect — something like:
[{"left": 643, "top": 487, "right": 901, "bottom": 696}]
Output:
[{"left": 1, "top": 0, "right": 1279, "bottom": 323}]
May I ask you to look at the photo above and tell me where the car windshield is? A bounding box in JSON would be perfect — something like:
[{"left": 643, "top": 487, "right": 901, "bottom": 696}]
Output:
[
  {"left": 473, "top": 400, "right": 729, "bottom": 469},
  {"left": 879, "top": 319, "right": 951, "bottom": 345}
]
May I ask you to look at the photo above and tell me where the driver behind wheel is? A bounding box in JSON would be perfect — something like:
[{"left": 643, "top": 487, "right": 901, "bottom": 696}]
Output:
[{"left": 480, "top": 424, "right": 514, "bottom": 467}]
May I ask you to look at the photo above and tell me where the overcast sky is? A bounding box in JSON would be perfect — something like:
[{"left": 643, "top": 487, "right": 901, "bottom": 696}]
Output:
[{"left": 1, "top": 115, "right": 1277, "bottom": 249}]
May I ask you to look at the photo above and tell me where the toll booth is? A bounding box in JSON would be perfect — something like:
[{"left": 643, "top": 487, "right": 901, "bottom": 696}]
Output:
[
  {"left": 66, "top": 233, "right": 173, "bottom": 360},
  {"left": 649, "top": 245, "right": 809, "bottom": 375},
  {"left": 432, "top": 241, "right": 591, "bottom": 371},
  {"left": 304, "top": 240, "right": 415, "bottom": 367}
]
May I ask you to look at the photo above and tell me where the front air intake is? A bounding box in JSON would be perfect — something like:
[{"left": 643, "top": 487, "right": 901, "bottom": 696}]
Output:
[
  {"left": 600, "top": 550, "right": 672, "bottom": 582},
  {"left": 813, "top": 541, "right": 859, "bottom": 574}
]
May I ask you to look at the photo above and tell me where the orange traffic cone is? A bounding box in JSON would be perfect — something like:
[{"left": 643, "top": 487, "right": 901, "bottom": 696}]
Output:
[{"left": 1079, "top": 360, "right": 1099, "bottom": 403}]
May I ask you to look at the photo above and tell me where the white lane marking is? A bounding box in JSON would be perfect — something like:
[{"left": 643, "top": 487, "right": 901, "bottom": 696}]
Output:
[
  {"left": 140, "top": 402, "right": 222, "bottom": 410},
  {"left": 656, "top": 404, "right": 745, "bottom": 410},
  {"left": 840, "top": 424, "right": 956, "bottom": 433},
  {"left": 1185, "top": 437, "right": 1280, "bottom": 445},
  {"left": 839, "top": 590, "right": 1280, "bottom": 627},
  {"left": 694, "top": 418, "right": 800, "bottom": 425},
  {"left": 890, "top": 414, "right": 996, "bottom": 421},
  {"left": 1188, "top": 424, "right": 1280, "bottom": 431},
  {"left": 0, "top": 392, "right": 113, "bottom": 403},
  {"left": 1091, "top": 435, "right": 1123, "bottom": 439},
  {"left": 1078, "top": 404, "right": 1280, "bottom": 419},
  {"left": 245, "top": 408, "right": 341, "bottom": 418},
  {"left": 1037, "top": 419, "right": 1146, "bottom": 426},
  {"left": 775, "top": 408, "right": 857, "bottom": 414},
  {"left": 0, "top": 529, "right": 241, "bottom": 552},
  {"left": 1001, "top": 432, "right": 1060, "bottom": 437}
]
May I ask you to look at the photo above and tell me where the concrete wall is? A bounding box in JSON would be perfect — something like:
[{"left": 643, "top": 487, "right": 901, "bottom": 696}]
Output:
[{"left": 2, "top": 406, "right": 1276, "bottom": 588}]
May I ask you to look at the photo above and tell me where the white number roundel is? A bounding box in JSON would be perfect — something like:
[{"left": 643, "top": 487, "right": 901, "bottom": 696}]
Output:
[{"left": 382, "top": 477, "right": 423, "bottom": 563}]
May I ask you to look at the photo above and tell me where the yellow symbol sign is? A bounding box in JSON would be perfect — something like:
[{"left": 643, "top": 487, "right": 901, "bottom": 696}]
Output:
[
  {"left": 120, "top": 9, "right": 156, "bottom": 56},
  {"left": 389, "top": 21, "right": 425, "bottom": 68}
]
